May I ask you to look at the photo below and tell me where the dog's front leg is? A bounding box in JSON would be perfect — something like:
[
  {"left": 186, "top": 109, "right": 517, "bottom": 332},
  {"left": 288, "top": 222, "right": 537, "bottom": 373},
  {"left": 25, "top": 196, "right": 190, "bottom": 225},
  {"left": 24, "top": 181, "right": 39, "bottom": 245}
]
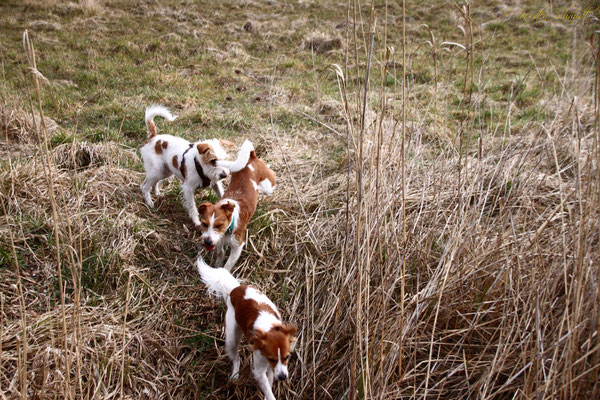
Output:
[
  {"left": 253, "top": 351, "right": 276, "bottom": 400},
  {"left": 210, "top": 180, "right": 225, "bottom": 199},
  {"left": 182, "top": 182, "right": 201, "bottom": 226},
  {"left": 223, "top": 240, "right": 244, "bottom": 271},
  {"left": 215, "top": 242, "right": 226, "bottom": 268},
  {"left": 225, "top": 302, "right": 242, "bottom": 380}
]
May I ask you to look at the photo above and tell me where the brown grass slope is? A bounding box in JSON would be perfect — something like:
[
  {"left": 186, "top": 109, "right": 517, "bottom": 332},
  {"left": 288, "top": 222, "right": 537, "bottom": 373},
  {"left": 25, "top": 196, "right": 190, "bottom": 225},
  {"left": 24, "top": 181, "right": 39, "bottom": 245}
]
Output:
[{"left": 1, "top": 0, "right": 600, "bottom": 399}]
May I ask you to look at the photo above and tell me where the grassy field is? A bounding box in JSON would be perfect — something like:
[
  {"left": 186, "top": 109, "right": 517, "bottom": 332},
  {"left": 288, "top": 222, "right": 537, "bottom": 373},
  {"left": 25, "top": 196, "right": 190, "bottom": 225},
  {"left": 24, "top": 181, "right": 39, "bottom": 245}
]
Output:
[{"left": 1, "top": 0, "right": 599, "bottom": 399}]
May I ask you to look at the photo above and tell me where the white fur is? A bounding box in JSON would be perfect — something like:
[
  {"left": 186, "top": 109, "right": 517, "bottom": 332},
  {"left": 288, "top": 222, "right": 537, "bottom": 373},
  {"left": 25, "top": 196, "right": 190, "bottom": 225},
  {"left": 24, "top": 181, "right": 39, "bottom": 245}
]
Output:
[
  {"left": 201, "top": 200, "right": 240, "bottom": 245},
  {"left": 254, "top": 351, "right": 276, "bottom": 400},
  {"left": 140, "top": 105, "right": 229, "bottom": 225},
  {"left": 225, "top": 299, "right": 242, "bottom": 380},
  {"left": 273, "top": 348, "right": 289, "bottom": 381},
  {"left": 254, "top": 311, "right": 280, "bottom": 333},
  {"left": 244, "top": 287, "right": 281, "bottom": 318},
  {"left": 197, "top": 256, "right": 290, "bottom": 399},
  {"left": 196, "top": 256, "right": 240, "bottom": 299},
  {"left": 257, "top": 178, "right": 274, "bottom": 195},
  {"left": 247, "top": 163, "right": 255, "bottom": 171},
  {"left": 145, "top": 104, "right": 177, "bottom": 138},
  {"left": 202, "top": 199, "right": 243, "bottom": 271},
  {"left": 217, "top": 140, "right": 254, "bottom": 173}
]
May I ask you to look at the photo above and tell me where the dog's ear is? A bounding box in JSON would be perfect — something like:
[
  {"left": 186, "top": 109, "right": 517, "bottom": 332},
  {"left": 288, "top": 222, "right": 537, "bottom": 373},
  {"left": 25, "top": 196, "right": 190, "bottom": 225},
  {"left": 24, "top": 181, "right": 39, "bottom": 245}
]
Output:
[
  {"left": 289, "top": 335, "right": 297, "bottom": 352},
  {"left": 197, "top": 143, "right": 211, "bottom": 154},
  {"left": 198, "top": 202, "right": 212, "bottom": 215},
  {"left": 219, "top": 139, "right": 234, "bottom": 148},
  {"left": 280, "top": 323, "right": 298, "bottom": 351},
  {"left": 249, "top": 150, "right": 257, "bottom": 159},
  {"left": 279, "top": 323, "right": 297, "bottom": 337},
  {"left": 250, "top": 329, "right": 266, "bottom": 351},
  {"left": 220, "top": 201, "right": 235, "bottom": 217}
]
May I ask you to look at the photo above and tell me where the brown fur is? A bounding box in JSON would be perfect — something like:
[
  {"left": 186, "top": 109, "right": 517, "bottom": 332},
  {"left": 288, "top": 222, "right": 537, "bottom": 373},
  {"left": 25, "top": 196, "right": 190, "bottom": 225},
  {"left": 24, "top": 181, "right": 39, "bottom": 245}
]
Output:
[
  {"left": 162, "top": 140, "right": 168, "bottom": 149},
  {"left": 198, "top": 151, "right": 276, "bottom": 243},
  {"left": 229, "top": 285, "right": 296, "bottom": 369},
  {"left": 197, "top": 143, "right": 218, "bottom": 165},
  {"left": 172, "top": 155, "right": 178, "bottom": 169},
  {"left": 147, "top": 120, "right": 156, "bottom": 139},
  {"left": 230, "top": 285, "right": 279, "bottom": 336},
  {"left": 154, "top": 140, "right": 163, "bottom": 154},
  {"left": 199, "top": 201, "right": 233, "bottom": 234}
]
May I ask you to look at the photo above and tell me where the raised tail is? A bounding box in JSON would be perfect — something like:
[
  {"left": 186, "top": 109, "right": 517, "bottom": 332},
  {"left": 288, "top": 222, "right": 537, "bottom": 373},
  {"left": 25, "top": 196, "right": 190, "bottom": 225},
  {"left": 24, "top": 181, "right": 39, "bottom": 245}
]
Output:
[
  {"left": 145, "top": 104, "right": 177, "bottom": 139},
  {"left": 216, "top": 140, "right": 254, "bottom": 172},
  {"left": 196, "top": 255, "right": 240, "bottom": 299}
]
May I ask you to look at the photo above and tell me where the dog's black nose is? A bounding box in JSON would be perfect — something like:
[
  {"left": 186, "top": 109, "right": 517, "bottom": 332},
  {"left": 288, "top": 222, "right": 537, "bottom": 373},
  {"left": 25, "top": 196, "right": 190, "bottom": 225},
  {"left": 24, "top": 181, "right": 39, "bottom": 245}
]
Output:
[
  {"left": 204, "top": 238, "right": 212, "bottom": 246},
  {"left": 219, "top": 172, "right": 228, "bottom": 179},
  {"left": 276, "top": 373, "right": 287, "bottom": 381}
]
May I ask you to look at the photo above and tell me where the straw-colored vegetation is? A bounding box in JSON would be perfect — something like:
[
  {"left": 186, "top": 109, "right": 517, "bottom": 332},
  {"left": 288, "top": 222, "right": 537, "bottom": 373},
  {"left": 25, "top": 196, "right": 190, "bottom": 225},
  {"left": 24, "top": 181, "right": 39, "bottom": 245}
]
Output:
[{"left": 1, "top": 0, "right": 599, "bottom": 399}]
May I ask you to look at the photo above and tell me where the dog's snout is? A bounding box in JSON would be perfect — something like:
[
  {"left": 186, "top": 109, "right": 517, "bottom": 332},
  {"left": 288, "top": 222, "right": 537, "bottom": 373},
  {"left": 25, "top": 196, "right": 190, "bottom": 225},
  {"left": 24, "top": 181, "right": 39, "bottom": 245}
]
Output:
[
  {"left": 204, "top": 238, "right": 213, "bottom": 246},
  {"left": 276, "top": 373, "right": 287, "bottom": 381}
]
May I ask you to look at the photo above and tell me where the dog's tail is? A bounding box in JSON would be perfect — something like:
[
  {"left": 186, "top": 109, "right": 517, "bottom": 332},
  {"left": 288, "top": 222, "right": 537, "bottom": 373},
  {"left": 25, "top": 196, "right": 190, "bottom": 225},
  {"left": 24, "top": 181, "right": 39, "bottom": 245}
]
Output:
[
  {"left": 216, "top": 140, "right": 254, "bottom": 173},
  {"left": 145, "top": 104, "right": 177, "bottom": 140},
  {"left": 196, "top": 255, "right": 240, "bottom": 299}
]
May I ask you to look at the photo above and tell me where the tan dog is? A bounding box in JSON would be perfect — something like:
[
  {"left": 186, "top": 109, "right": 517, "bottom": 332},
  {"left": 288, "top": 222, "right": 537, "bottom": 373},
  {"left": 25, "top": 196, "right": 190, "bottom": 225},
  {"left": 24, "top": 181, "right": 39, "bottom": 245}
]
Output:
[{"left": 197, "top": 140, "right": 275, "bottom": 270}]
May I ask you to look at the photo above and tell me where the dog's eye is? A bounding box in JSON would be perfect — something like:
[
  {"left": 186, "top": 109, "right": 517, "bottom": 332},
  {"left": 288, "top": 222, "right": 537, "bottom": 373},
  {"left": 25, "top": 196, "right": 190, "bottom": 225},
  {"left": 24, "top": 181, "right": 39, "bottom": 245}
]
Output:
[
  {"left": 268, "top": 357, "right": 277, "bottom": 363},
  {"left": 283, "top": 355, "right": 289, "bottom": 361},
  {"left": 214, "top": 224, "right": 223, "bottom": 229},
  {"left": 201, "top": 222, "right": 208, "bottom": 228},
  {"left": 210, "top": 159, "right": 217, "bottom": 166}
]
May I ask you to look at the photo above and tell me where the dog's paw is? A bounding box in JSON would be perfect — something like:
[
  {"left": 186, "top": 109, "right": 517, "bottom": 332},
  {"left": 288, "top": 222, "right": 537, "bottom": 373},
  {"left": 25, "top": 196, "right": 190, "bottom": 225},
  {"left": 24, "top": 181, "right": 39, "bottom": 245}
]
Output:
[{"left": 229, "top": 371, "right": 240, "bottom": 382}]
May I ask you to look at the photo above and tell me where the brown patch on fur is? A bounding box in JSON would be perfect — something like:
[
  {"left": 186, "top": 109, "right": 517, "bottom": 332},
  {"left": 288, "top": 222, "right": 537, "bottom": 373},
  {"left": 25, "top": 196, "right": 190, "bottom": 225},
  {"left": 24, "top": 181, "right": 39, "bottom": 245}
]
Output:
[
  {"left": 147, "top": 120, "right": 157, "bottom": 139},
  {"left": 199, "top": 201, "right": 234, "bottom": 233},
  {"left": 172, "top": 155, "right": 178, "bottom": 169},
  {"left": 162, "top": 140, "right": 168, "bottom": 149},
  {"left": 197, "top": 143, "right": 211, "bottom": 154},
  {"left": 197, "top": 150, "right": 276, "bottom": 244},
  {"left": 229, "top": 285, "right": 296, "bottom": 368},
  {"left": 154, "top": 140, "right": 163, "bottom": 154},
  {"left": 219, "top": 139, "right": 235, "bottom": 148},
  {"left": 197, "top": 143, "right": 218, "bottom": 165},
  {"left": 181, "top": 163, "right": 187, "bottom": 179},
  {"left": 230, "top": 286, "right": 280, "bottom": 336},
  {"left": 251, "top": 326, "right": 295, "bottom": 369}
]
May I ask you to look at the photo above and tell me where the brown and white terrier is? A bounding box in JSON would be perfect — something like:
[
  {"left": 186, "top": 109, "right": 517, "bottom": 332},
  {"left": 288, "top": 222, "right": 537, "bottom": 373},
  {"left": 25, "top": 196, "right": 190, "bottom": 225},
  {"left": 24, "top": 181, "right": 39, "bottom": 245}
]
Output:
[
  {"left": 197, "top": 140, "right": 276, "bottom": 271},
  {"left": 196, "top": 256, "right": 296, "bottom": 400},
  {"left": 140, "top": 105, "right": 231, "bottom": 226}
]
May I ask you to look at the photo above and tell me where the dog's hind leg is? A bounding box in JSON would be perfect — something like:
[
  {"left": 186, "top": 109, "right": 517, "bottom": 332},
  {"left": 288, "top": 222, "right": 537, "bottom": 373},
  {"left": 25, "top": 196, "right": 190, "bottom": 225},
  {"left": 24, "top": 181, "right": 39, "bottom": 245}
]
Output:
[
  {"left": 210, "top": 180, "right": 224, "bottom": 199},
  {"left": 181, "top": 182, "right": 200, "bottom": 226},
  {"left": 225, "top": 301, "right": 242, "bottom": 380},
  {"left": 215, "top": 242, "right": 226, "bottom": 268},
  {"left": 141, "top": 176, "right": 159, "bottom": 208}
]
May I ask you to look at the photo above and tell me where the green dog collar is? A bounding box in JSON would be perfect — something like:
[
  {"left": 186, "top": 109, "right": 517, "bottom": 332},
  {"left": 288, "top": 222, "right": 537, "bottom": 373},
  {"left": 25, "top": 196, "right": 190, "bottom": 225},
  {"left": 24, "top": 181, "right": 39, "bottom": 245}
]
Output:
[{"left": 226, "top": 216, "right": 235, "bottom": 235}]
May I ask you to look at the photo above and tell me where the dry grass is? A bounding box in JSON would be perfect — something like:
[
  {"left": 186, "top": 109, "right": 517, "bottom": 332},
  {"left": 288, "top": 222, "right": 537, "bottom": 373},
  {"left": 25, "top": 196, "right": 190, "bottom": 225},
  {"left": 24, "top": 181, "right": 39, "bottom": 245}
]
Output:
[{"left": 1, "top": 1, "right": 599, "bottom": 399}]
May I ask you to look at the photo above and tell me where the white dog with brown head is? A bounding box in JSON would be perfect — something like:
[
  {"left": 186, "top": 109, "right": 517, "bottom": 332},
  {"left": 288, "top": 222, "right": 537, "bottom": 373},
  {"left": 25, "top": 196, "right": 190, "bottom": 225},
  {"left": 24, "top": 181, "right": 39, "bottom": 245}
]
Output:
[{"left": 140, "top": 105, "right": 231, "bottom": 226}]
